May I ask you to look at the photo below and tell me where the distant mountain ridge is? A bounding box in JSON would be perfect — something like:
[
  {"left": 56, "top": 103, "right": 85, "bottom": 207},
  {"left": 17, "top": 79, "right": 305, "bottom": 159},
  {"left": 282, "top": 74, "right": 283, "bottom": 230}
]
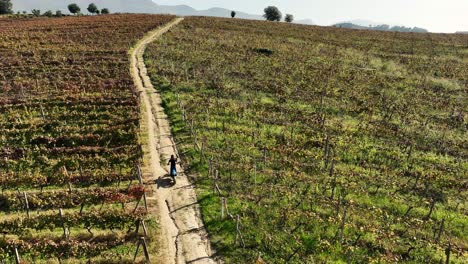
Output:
[
  {"left": 11, "top": 0, "right": 263, "bottom": 20},
  {"left": 334, "top": 22, "right": 428, "bottom": 33},
  {"left": 12, "top": 0, "right": 159, "bottom": 13},
  {"left": 12, "top": 0, "right": 436, "bottom": 32},
  {"left": 11, "top": 0, "right": 314, "bottom": 24}
]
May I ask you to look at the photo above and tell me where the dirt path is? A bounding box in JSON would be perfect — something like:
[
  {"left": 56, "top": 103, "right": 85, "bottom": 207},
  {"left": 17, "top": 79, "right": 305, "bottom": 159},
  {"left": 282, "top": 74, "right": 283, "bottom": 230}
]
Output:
[{"left": 130, "top": 18, "right": 217, "bottom": 264}]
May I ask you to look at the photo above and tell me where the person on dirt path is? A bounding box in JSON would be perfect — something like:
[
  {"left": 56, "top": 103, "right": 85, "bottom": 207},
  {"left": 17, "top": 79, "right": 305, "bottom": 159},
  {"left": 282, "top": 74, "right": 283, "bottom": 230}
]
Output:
[{"left": 168, "top": 155, "right": 177, "bottom": 182}]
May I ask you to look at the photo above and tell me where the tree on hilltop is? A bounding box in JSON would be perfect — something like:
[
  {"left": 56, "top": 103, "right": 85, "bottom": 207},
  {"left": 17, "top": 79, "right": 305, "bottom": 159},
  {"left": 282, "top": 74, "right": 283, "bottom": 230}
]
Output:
[
  {"left": 31, "top": 9, "right": 41, "bottom": 17},
  {"left": 263, "top": 6, "right": 282, "bottom": 21},
  {"left": 0, "top": 0, "right": 13, "bottom": 15},
  {"left": 285, "top": 14, "right": 294, "bottom": 23},
  {"left": 68, "top": 3, "right": 80, "bottom": 15},
  {"left": 43, "top": 10, "right": 53, "bottom": 17},
  {"left": 231, "top": 11, "right": 236, "bottom": 18},
  {"left": 101, "top": 8, "right": 109, "bottom": 14},
  {"left": 87, "top": 3, "right": 98, "bottom": 15}
]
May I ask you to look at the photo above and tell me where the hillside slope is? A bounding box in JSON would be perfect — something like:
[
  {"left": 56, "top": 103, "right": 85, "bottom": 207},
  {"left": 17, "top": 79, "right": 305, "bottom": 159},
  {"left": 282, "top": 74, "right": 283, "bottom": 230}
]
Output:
[{"left": 145, "top": 17, "right": 468, "bottom": 263}]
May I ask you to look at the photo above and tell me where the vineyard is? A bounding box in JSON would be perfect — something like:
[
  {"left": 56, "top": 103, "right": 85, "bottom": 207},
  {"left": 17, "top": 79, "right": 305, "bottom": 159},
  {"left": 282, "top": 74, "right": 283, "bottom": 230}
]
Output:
[
  {"left": 146, "top": 17, "right": 468, "bottom": 263},
  {"left": 0, "top": 14, "right": 175, "bottom": 262}
]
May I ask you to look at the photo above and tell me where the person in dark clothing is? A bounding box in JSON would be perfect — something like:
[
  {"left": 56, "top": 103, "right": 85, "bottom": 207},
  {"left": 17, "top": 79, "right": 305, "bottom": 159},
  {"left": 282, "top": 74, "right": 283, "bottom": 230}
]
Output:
[{"left": 168, "top": 155, "right": 177, "bottom": 181}]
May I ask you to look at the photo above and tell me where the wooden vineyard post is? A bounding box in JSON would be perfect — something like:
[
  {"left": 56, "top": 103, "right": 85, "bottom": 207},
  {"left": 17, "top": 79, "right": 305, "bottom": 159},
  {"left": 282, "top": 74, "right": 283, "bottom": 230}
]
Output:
[
  {"left": 329, "top": 155, "right": 336, "bottom": 199},
  {"left": 137, "top": 165, "right": 143, "bottom": 184},
  {"left": 224, "top": 198, "right": 233, "bottom": 219},
  {"left": 208, "top": 158, "right": 213, "bottom": 177},
  {"left": 14, "top": 247, "right": 20, "bottom": 264},
  {"left": 23, "top": 192, "right": 30, "bottom": 218},
  {"left": 40, "top": 104, "right": 46, "bottom": 119},
  {"left": 133, "top": 240, "right": 141, "bottom": 262},
  {"left": 445, "top": 242, "right": 451, "bottom": 264},
  {"left": 234, "top": 215, "right": 239, "bottom": 245},
  {"left": 136, "top": 165, "right": 148, "bottom": 212},
  {"left": 335, "top": 194, "right": 342, "bottom": 218},
  {"left": 190, "top": 118, "right": 194, "bottom": 134},
  {"left": 135, "top": 219, "right": 140, "bottom": 234},
  {"left": 435, "top": 218, "right": 445, "bottom": 244},
  {"left": 214, "top": 183, "right": 222, "bottom": 197},
  {"left": 194, "top": 130, "right": 199, "bottom": 150},
  {"left": 142, "top": 237, "right": 150, "bottom": 263},
  {"left": 141, "top": 220, "right": 148, "bottom": 237},
  {"left": 213, "top": 170, "right": 219, "bottom": 195},
  {"left": 200, "top": 141, "right": 204, "bottom": 163},
  {"left": 234, "top": 215, "right": 246, "bottom": 248},
  {"left": 79, "top": 165, "right": 84, "bottom": 182},
  {"left": 221, "top": 197, "right": 225, "bottom": 219},
  {"left": 134, "top": 237, "right": 150, "bottom": 263},
  {"left": 135, "top": 219, "right": 148, "bottom": 237},
  {"left": 59, "top": 208, "right": 69, "bottom": 239},
  {"left": 62, "top": 166, "right": 72, "bottom": 192},
  {"left": 330, "top": 168, "right": 337, "bottom": 200}
]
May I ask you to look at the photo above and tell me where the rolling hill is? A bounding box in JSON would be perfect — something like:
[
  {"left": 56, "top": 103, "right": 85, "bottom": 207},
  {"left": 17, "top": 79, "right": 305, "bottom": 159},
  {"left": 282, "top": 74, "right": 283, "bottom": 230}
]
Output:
[{"left": 145, "top": 16, "right": 467, "bottom": 263}]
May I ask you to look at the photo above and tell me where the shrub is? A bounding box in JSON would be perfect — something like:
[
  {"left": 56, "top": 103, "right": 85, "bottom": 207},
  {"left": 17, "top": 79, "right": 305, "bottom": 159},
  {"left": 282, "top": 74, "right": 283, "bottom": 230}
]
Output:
[
  {"left": 31, "top": 9, "right": 41, "bottom": 17},
  {"left": 101, "top": 8, "right": 109, "bottom": 14},
  {"left": 231, "top": 11, "right": 236, "bottom": 18},
  {"left": 285, "top": 14, "right": 294, "bottom": 23},
  {"left": 43, "top": 10, "right": 53, "bottom": 17}
]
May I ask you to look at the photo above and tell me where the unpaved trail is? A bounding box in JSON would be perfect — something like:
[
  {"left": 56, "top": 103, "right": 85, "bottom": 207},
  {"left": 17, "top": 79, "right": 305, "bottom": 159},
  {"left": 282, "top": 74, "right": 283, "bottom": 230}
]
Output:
[{"left": 130, "top": 18, "right": 217, "bottom": 264}]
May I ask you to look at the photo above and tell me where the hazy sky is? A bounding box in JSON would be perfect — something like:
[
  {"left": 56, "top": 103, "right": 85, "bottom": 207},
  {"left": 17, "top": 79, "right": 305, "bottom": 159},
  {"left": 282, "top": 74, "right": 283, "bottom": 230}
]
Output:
[{"left": 154, "top": 0, "right": 468, "bottom": 33}]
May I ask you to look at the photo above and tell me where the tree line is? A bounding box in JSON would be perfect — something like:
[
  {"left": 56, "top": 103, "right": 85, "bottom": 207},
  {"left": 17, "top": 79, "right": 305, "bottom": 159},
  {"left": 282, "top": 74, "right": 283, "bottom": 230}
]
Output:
[
  {"left": 0, "top": 0, "right": 110, "bottom": 16},
  {"left": 334, "top": 22, "right": 428, "bottom": 33},
  {"left": 231, "top": 6, "right": 294, "bottom": 23},
  {"left": 2, "top": 1, "right": 294, "bottom": 23}
]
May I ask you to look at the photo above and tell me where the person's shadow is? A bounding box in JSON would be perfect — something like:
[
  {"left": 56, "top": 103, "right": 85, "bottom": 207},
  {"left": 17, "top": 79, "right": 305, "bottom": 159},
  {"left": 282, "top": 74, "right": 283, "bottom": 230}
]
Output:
[{"left": 156, "top": 174, "right": 176, "bottom": 189}]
